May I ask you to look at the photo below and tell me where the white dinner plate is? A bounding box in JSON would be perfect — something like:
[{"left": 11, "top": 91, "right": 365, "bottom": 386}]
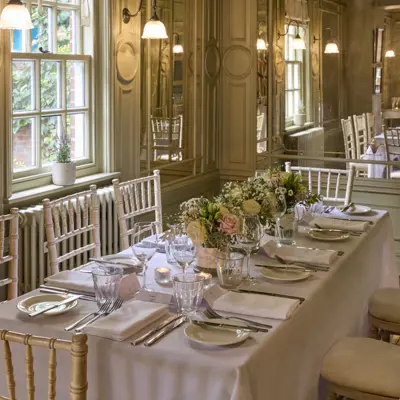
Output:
[
  {"left": 184, "top": 319, "right": 250, "bottom": 346},
  {"left": 17, "top": 294, "right": 78, "bottom": 316},
  {"left": 339, "top": 204, "right": 371, "bottom": 215},
  {"left": 308, "top": 229, "right": 350, "bottom": 242},
  {"left": 259, "top": 265, "right": 311, "bottom": 282},
  {"left": 77, "top": 254, "right": 142, "bottom": 274}
]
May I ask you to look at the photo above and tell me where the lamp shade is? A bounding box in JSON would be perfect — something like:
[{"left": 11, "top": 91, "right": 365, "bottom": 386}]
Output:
[
  {"left": 385, "top": 50, "right": 395, "bottom": 58},
  {"left": 324, "top": 42, "right": 339, "bottom": 54},
  {"left": 257, "top": 38, "right": 268, "bottom": 50},
  {"left": 173, "top": 44, "right": 184, "bottom": 54},
  {"left": 142, "top": 17, "right": 168, "bottom": 39},
  {"left": 292, "top": 34, "right": 306, "bottom": 50},
  {"left": 0, "top": 1, "right": 33, "bottom": 30}
]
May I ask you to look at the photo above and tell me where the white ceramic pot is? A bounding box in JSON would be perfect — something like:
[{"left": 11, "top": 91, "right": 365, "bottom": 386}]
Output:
[
  {"left": 293, "top": 113, "right": 306, "bottom": 127},
  {"left": 196, "top": 247, "right": 218, "bottom": 270},
  {"left": 52, "top": 162, "right": 76, "bottom": 186}
]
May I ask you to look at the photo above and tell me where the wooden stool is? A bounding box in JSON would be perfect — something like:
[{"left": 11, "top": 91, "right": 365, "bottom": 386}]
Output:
[
  {"left": 321, "top": 337, "right": 400, "bottom": 399},
  {"left": 369, "top": 288, "right": 400, "bottom": 342}
]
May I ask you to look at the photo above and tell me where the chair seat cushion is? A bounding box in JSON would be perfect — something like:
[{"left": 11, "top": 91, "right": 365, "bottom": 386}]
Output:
[
  {"left": 369, "top": 288, "right": 400, "bottom": 323},
  {"left": 321, "top": 337, "right": 400, "bottom": 398}
]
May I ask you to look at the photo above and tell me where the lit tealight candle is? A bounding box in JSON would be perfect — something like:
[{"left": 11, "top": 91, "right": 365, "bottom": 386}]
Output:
[
  {"left": 197, "top": 272, "right": 212, "bottom": 288},
  {"left": 155, "top": 267, "right": 172, "bottom": 284}
]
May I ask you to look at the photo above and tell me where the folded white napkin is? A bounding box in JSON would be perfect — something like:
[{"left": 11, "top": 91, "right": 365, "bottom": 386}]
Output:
[
  {"left": 45, "top": 270, "right": 94, "bottom": 293},
  {"left": 310, "top": 216, "right": 369, "bottom": 232},
  {"left": 213, "top": 291, "right": 299, "bottom": 321},
  {"left": 84, "top": 301, "right": 169, "bottom": 341},
  {"left": 261, "top": 240, "right": 337, "bottom": 266}
]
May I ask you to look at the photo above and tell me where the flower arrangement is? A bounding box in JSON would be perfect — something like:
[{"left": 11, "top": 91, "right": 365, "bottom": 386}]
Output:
[{"left": 179, "top": 197, "right": 239, "bottom": 251}]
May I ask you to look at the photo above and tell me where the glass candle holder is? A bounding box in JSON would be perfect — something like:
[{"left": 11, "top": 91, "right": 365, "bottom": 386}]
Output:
[
  {"left": 196, "top": 272, "right": 212, "bottom": 288},
  {"left": 154, "top": 267, "right": 172, "bottom": 284}
]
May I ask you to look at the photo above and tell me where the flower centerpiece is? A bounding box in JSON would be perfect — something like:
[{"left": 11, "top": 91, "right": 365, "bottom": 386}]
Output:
[{"left": 179, "top": 197, "right": 240, "bottom": 270}]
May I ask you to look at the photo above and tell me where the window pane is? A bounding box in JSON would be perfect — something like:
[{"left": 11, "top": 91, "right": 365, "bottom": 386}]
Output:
[
  {"left": 67, "top": 113, "right": 86, "bottom": 159},
  {"left": 67, "top": 61, "right": 85, "bottom": 108},
  {"left": 288, "top": 91, "right": 294, "bottom": 118},
  {"left": 11, "top": 30, "right": 24, "bottom": 52},
  {"left": 294, "top": 90, "right": 300, "bottom": 114},
  {"left": 32, "top": 7, "right": 52, "bottom": 53},
  {"left": 57, "top": 10, "right": 75, "bottom": 54},
  {"left": 294, "top": 64, "right": 300, "bottom": 89},
  {"left": 13, "top": 118, "right": 36, "bottom": 171},
  {"left": 287, "top": 64, "right": 293, "bottom": 89},
  {"left": 12, "top": 61, "right": 35, "bottom": 112},
  {"left": 41, "top": 115, "right": 61, "bottom": 165},
  {"left": 41, "top": 61, "right": 61, "bottom": 110},
  {"left": 58, "top": 0, "right": 76, "bottom": 3}
]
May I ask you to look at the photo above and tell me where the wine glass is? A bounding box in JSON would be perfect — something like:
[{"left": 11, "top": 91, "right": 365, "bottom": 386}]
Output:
[
  {"left": 237, "top": 215, "right": 263, "bottom": 281},
  {"left": 268, "top": 191, "right": 287, "bottom": 244},
  {"left": 131, "top": 221, "right": 161, "bottom": 291},
  {"left": 170, "top": 235, "right": 196, "bottom": 274}
]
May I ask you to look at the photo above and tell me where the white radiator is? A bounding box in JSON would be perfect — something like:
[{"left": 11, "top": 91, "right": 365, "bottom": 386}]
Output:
[{"left": 18, "top": 186, "right": 121, "bottom": 294}]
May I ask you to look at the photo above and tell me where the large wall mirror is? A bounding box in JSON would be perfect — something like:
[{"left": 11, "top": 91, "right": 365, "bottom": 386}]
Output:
[{"left": 140, "top": 0, "right": 204, "bottom": 184}]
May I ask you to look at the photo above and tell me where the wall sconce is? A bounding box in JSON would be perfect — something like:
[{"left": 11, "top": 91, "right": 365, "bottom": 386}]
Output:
[
  {"left": 277, "top": 20, "right": 306, "bottom": 50},
  {"left": 257, "top": 38, "right": 268, "bottom": 51},
  {"left": 313, "top": 28, "right": 339, "bottom": 54},
  {"left": 122, "top": 0, "right": 168, "bottom": 40},
  {"left": 385, "top": 49, "right": 395, "bottom": 58},
  {"left": 0, "top": 0, "right": 33, "bottom": 30},
  {"left": 173, "top": 32, "right": 183, "bottom": 54}
]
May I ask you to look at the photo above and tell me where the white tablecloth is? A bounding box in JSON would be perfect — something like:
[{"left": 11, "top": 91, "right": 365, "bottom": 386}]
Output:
[
  {"left": 365, "top": 146, "right": 386, "bottom": 178},
  {"left": 0, "top": 210, "right": 397, "bottom": 400}
]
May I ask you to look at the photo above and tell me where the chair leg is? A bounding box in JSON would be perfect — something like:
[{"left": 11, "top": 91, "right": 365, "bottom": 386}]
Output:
[
  {"left": 369, "top": 324, "right": 379, "bottom": 340},
  {"left": 381, "top": 330, "right": 391, "bottom": 343}
]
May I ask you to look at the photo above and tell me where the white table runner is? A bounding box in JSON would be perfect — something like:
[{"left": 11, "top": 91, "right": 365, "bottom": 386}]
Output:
[{"left": 0, "top": 210, "right": 397, "bottom": 400}]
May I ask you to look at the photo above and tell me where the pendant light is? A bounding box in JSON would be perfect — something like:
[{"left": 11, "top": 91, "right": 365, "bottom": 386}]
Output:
[
  {"left": 173, "top": 32, "right": 183, "bottom": 54},
  {"left": 313, "top": 28, "right": 340, "bottom": 54},
  {"left": 0, "top": 0, "right": 33, "bottom": 30}
]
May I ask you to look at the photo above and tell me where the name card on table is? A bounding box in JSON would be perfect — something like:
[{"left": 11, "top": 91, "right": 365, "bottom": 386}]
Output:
[{"left": 135, "top": 291, "right": 173, "bottom": 305}]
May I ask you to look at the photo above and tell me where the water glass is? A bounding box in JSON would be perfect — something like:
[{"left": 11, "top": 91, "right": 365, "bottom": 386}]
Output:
[
  {"left": 92, "top": 265, "right": 123, "bottom": 307},
  {"left": 216, "top": 252, "right": 245, "bottom": 289},
  {"left": 170, "top": 235, "right": 195, "bottom": 274},
  {"left": 172, "top": 273, "right": 204, "bottom": 316},
  {"left": 275, "top": 213, "right": 298, "bottom": 246}
]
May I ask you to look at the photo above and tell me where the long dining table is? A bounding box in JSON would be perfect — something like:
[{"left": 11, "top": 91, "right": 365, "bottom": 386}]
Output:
[{"left": 0, "top": 209, "right": 398, "bottom": 400}]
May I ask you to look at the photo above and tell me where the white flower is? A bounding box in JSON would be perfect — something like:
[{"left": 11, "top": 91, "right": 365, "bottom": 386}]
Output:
[
  {"left": 275, "top": 188, "right": 280, "bottom": 194},
  {"left": 242, "top": 199, "right": 261, "bottom": 216},
  {"left": 279, "top": 194, "right": 285, "bottom": 201},
  {"left": 231, "top": 187, "right": 242, "bottom": 199},
  {"left": 288, "top": 190, "right": 294, "bottom": 196}
]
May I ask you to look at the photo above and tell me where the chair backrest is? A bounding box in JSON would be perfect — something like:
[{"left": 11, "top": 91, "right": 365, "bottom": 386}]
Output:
[
  {"left": 353, "top": 114, "right": 369, "bottom": 158},
  {"left": 341, "top": 117, "right": 356, "bottom": 159},
  {"left": 285, "top": 161, "right": 355, "bottom": 205},
  {"left": 43, "top": 186, "right": 101, "bottom": 276},
  {"left": 365, "top": 112, "right": 375, "bottom": 143},
  {"left": 0, "top": 209, "right": 19, "bottom": 299},
  {"left": 0, "top": 331, "right": 87, "bottom": 400},
  {"left": 383, "top": 129, "right": 400, "bottom": 176},
  {"left": 112, "top": 171, "right": 163, "bottom": 250}
]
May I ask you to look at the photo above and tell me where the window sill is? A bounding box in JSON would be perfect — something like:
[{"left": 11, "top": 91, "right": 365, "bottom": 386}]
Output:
[
  {"left": 284, "top": 122, "right": 314, "bottom": 134},
  {"left": 8, "top": 172, "right": 120, "bottom": 206}
]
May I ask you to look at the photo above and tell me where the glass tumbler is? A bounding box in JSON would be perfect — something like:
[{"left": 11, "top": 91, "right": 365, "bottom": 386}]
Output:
[
  {"left": 216, "top": 252, "right": 245, "bottom": 289},
  {"left": 172, "top": 273, "right": 204, "bottom": 316},
  {"left": 275, "top": 213, "right": 298, "bottom": 246},
  {"left": 92, "top": 265, "right": 123, "bottom": 307}
]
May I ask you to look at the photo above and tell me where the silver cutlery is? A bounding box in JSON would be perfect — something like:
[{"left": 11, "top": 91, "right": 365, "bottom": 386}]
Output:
[
  {"left": 40, "top": 288, "right": 96, "bottom": 302},
  {"left": 313, "top": 224, "right": 361, "bottom": 236},
  {"left": 75, "top": 297, "right": 124, "bottom": 332},
  {"left": 191, "top": 319, "right": 267, "bottom": 333},
  {"left": 64, "top": 300, "right": 112, "bottom": 331},
  {"left": 256, "top": 263, "right": 315, "bottom": 273},
  {"left": 340, "top": 202, "right": 354, "bottom": 212},
  {"left": 89, "top": 258, "right": 143, "bottom": 273},
  {"left": 29, "top": 295, "right": 81, "bottom": 317},
  {"left": 144, "top": 316, "right": 186, "bottom": 346},
  {"left": 203, "top": 307, "right": 272, "bottom": 329},
  {"left": 130, "top": 314, "right": 182, "bottom": 346},
  {"left": 40, "top": 285, "right": 95, "bottom": 298},
  {"left": 323, "top": 206, "right": 335, "bottom": 214},
  {"left": 232, "top": 289, "right": 305, "bottom": 303},
  {"left": 275, "top": 255, "right": 330, "bottom": 271},
  {"left": 326, "top": 216, "right": 374, "bottom": 225}
]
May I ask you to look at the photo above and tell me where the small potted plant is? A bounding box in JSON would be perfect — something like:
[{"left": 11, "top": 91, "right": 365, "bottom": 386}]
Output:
[
  {"left": 293, "top": 102, "right": 306, "bottom": 127},
  {"left": 52, "top": 135, "right": 76, "bottom": 186}
]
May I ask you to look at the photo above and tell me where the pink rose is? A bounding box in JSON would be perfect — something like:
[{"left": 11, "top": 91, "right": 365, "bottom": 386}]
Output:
[{"left": 219, "top": 214, "right": 239, "bottom": 235}]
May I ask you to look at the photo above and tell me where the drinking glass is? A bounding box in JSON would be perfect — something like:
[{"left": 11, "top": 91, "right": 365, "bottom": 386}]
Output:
[
  {"left": 164, "top": 223, "right": 185, "bottom": 265},
  {"left": 170, "top": 235, "right": 195, "bottom": 274},
  {"left": 131, "top": 221, "right": 161, "bottom": 292},
  {"left": 216, "top": 252, "right": 245, "bottom": 289},
  {"left": 92, "top": 265, "right": 123, "bottom": 307},
  {"left": 172, "top": 273, "right": 204, "bottom": 316},
  {"left": 237, "top": 215, "right": 263, "bottom": 281}
]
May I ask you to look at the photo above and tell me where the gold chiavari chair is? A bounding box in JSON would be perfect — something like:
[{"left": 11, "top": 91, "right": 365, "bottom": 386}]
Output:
[
  {"left": 0, "top": 209, "right": 19, "bottom": 300},
  {"left": 0, "top": 331, "right": 88, "bottom": 400}
]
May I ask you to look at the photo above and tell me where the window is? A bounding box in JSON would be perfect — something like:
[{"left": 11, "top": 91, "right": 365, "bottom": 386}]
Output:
[
  {"left": 11, "top": 1, "right": 93, "bottom": 181},
  {"left": 284, "top": 24, "right": 309, "bottom": 125}
]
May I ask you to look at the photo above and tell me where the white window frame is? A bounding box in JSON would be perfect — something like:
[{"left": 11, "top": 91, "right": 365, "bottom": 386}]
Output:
[{"left": 9, "top": 0, "right": 99, "bottom": 192}]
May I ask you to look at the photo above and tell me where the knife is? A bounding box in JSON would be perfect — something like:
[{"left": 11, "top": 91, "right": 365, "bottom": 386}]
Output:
[
  {"left": 191, "top": 320, "right": 268, "bottom": 333},
  {"left": 340, "top": 202, "right": 354, "bottom": 212},
  {"left": 29, "top": 295, "right": 81, "bottom": 317},
  {"left": 40, "top": 288, "right": 96, "bottom": 302},
  {"left": 144, "top": 317, "right": 186, "bottom": 346},
  {"left": 40, "top": 285, "right": 95, "bottom": 298},
  {"left": 326, "top": 217, "right": 373, "bottom": 225},
  {"left": 256, "top": 264, "right": 314, "bottom": 273},
  {"left": 130, "top": 314, "right": 182, "bottom": 346},
  {"left": 232, "top": 289, "right": 305, "bottom": 304}
]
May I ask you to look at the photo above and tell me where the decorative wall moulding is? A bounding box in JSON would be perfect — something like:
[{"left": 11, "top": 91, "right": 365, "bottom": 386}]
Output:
[
  {"left": 274, "top": 46, "right": 285, "bottom": 82},
  {"left": 115, "top": 32, "right": 138, "bottom": 91},
  {"left": 311, "top": 49, "right": 319, "bottom": 79},
  {"left": 205, "top": 41, "right": 221, "bottom": 81},
  {"left": 222, "top": 45, "right": 252, "bottom": 80}
]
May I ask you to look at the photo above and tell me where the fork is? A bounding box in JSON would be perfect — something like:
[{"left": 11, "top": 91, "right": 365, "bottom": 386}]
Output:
[
  {"left": 314, "top": 223, "right": 361, "bottom": 236},
  {"left": 203, "top": 307, "right": 272, "bottom": 329},
  {"left": 275, "top": 255, "right": 330, "bottom": 271},
  {"left": 65, "top": 300, "right": 111, "bottom": 331},
  {"left": 75, "top": 297, "right": 124, "bottom": 332}
]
